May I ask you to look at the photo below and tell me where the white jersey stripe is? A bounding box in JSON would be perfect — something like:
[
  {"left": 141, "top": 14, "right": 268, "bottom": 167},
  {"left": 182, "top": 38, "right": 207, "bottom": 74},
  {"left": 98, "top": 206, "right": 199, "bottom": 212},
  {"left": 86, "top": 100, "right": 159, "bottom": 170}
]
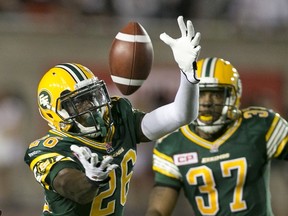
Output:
[
  {"left": 267, "top": 119, "right": 286, "bottom": 149},
  {"left": 267, "top": 120, "right": 288, "bottom": 158},
  {"left": 153, "top": 155, "right": 182, "bottom": 179}
]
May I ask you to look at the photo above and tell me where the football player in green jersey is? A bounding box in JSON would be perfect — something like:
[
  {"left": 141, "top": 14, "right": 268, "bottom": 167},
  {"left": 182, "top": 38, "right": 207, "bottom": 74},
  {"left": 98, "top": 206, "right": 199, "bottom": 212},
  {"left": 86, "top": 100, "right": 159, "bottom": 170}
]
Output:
[
  {"left": 146, "top": 57, "right": 288, "bottom": 216},
  {"left": 24, "top": 16, "right": 201, "bottom": 216}
]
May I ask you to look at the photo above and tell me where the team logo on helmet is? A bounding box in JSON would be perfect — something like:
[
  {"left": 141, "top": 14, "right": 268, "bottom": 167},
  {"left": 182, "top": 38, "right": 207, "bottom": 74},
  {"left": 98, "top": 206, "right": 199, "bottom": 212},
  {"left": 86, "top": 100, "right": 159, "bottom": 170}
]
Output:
[{"left": 39, "top": 90, "right": 52, "bottom": 110}]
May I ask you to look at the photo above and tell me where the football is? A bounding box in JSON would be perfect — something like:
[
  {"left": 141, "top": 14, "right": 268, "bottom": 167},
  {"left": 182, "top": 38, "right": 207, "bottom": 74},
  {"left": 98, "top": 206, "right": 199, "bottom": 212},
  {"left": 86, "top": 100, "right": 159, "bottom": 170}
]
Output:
[{"left": 109, "top": 22, "right": 154, "bottom": 95}]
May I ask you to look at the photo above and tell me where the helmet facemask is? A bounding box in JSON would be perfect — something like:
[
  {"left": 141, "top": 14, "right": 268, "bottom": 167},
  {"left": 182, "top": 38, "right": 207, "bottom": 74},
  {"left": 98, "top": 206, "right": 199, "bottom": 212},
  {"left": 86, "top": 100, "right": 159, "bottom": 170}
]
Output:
[
  {"left": 194, "top": 83, "right": 240, "bottom": 134},
  {"left": 56, "top": 78, "right": 113, "bottom": 138}
]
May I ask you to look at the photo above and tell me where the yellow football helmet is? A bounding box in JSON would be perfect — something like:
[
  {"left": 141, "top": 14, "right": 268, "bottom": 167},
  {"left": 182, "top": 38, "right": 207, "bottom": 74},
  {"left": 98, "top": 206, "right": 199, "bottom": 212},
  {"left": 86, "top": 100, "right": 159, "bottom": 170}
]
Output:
[
  {"left": 195, "top": 57, "right": 242, "bottom": 133},
  {"left": 37, "top": 63, "right": 112, "bottom": 137}
]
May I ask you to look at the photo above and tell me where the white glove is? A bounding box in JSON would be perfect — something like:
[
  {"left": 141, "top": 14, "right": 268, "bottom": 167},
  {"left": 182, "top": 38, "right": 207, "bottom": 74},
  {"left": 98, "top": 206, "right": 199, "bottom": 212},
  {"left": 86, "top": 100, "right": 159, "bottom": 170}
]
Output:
[
  {"left": 160, "top": 16, "right": 201, "bottom": 83},
  {"left": 70, "top": 145, "right": 118, "bottom": 186}
]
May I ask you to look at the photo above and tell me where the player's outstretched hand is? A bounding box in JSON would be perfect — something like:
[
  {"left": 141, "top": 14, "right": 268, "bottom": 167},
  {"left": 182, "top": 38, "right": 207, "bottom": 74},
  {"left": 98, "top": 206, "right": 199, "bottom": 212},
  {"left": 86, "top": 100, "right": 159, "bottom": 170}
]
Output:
[
  {"left": 160, "top": 16, "right": 201, "bottom": 83},
  {"left": 71, "top": 145, "right": 118, "bottom": 187}
]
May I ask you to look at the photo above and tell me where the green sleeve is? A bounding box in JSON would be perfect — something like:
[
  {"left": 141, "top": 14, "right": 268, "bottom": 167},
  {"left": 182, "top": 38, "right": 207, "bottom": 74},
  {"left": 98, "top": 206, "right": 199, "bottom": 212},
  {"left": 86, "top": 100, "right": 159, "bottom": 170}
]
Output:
[{"left": 47, "top": 161, "right": 81, "bottom": 190}]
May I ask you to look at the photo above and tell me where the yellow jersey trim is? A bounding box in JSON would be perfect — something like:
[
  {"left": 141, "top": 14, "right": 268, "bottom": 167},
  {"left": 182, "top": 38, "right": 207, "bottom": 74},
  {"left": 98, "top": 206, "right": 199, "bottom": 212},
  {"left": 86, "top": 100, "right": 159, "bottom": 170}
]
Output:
[
  {"left": 153, "top": 148, "right": 174, "bottom": 163},
  {"left": 265, "top": 113, "right": 280, "bottom": 141},
  {"left": 30, "top": 152, "right": 62, "bottom": 170},
  {"left": 50, "top": 129, "right": 107, "bottom": 150},
  {"left": 180, "top": 118, "right": 242, "bottom": 150},
  {"left": 274, "top": 136, "right": 288, "bottom": 158}
]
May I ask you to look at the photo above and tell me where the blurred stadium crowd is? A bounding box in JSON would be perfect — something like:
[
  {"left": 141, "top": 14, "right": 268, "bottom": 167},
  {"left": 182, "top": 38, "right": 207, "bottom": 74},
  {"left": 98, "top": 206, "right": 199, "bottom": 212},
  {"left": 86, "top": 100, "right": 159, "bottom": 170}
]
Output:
[
  {"left": 0, "top": 0, "right": 288, "bottom": 216},
  {"left": 0, "top": 0, "right": 287, "bottom": 27}
]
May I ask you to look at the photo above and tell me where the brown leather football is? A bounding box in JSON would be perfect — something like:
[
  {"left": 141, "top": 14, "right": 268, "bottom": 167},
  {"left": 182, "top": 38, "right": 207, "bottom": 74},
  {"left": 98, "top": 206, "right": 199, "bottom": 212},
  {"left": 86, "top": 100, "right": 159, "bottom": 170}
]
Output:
[{"left": 109, "top": 22, "right": 154, "bottom": 95}]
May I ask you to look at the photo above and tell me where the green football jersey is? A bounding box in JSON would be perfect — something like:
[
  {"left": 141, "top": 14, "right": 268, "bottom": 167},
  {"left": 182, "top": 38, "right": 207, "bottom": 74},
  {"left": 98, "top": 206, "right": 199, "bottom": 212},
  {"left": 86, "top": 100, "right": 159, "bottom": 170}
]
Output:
[
  {"left": 24, "top": 97, "right": 145, "bottom": 216},
  {"left": 153, "top": 107, "right": 288, "bottom": 216}
]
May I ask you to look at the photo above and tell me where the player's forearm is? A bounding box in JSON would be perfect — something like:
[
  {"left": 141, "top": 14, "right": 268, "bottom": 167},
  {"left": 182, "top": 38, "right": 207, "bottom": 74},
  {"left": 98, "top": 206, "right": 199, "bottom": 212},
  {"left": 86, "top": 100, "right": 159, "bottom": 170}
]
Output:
[
  {"left": 173, "top": 71, "right": 199, "bottom": 121},
  {"left": 141, "top": 72, "right": 199, "bottom": 140},
  {"left": 53, "top": 168, "right": 99, "bottom": 204},
  {"left": 145, "top": 186, "right": 179, "bottom": 216}
]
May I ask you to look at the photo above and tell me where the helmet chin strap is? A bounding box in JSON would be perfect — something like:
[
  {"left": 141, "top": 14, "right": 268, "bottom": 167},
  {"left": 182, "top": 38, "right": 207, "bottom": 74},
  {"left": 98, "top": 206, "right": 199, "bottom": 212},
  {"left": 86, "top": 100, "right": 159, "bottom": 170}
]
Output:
[
  {"left": 196, "top": 118, "right": 224, "bottom": 134},
  {"left": 58, "top": 105, "right": 109, "bottom": 138},
  {"left": 75, "top": 122, "right": 100, "bottom": 137},
  {"left": 75, "top": 121, "right": 106, "bottom": 138},
  {"left": 196, "top": 104, "right": 229, "bottom": 134},
  {"left": 76, "top": 112, "right": 107, "bottom": 138}
]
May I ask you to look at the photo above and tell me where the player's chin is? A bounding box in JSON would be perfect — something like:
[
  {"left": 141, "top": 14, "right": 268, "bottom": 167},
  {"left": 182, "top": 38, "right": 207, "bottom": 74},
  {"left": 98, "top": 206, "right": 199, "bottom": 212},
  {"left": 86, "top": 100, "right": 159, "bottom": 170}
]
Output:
[{"left": 199, "top": 120, "right": 214, "bottom": 125}]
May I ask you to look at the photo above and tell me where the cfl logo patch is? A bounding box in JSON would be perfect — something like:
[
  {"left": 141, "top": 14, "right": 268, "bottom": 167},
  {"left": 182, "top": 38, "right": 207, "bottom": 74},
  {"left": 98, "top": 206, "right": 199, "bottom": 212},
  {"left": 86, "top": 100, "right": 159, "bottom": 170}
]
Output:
[{"left": 173, "top": 152, "right": 198, "bottom": 166}]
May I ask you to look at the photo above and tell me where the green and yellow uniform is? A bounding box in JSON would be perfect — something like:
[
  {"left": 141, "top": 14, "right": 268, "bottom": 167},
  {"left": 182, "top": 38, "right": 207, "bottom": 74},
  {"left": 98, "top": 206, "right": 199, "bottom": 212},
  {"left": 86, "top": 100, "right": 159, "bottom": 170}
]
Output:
[
  {"left": 153, "top": 107, "right": 288, "bottom": 216},
  {"left": 25, "top": 97, "right": 145, "bottom": 216}
]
